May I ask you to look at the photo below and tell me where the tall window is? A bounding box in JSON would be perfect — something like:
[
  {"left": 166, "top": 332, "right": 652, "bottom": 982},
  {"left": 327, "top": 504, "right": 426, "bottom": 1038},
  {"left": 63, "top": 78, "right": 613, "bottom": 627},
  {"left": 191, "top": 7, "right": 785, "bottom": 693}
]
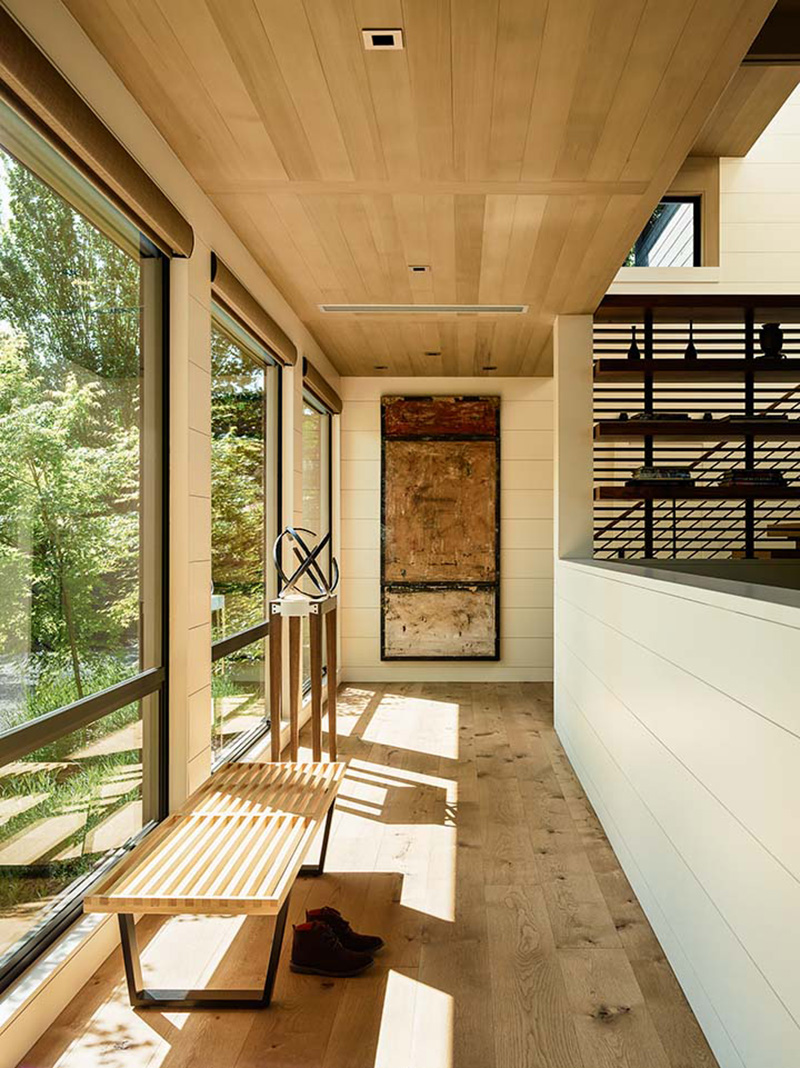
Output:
[
  {"left": 301, "top": 393, "right": 332, "bottom": 684},
  {"left": 0, "top": 104, "right": 165, "bottom": 990},
  {"left": 211, "top": 312, "right": 279, "bottom": 764},
  {"left": 626, "top": 196, "right": 701, "bottom": 267}
]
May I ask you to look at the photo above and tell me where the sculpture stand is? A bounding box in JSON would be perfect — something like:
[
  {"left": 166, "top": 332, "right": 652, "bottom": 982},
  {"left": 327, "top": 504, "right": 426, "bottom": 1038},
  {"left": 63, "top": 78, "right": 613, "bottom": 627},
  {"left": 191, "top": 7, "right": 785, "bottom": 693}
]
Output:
[{"left": 268, "top": 595, "right": 338, "bottom": 762}]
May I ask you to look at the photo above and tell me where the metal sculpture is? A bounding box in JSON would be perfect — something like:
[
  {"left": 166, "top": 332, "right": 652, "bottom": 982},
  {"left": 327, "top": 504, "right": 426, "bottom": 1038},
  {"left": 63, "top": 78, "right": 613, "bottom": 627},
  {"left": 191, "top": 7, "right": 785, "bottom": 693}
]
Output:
[{"left": 273, "top": 526, "right": 339, "bottom": 600}]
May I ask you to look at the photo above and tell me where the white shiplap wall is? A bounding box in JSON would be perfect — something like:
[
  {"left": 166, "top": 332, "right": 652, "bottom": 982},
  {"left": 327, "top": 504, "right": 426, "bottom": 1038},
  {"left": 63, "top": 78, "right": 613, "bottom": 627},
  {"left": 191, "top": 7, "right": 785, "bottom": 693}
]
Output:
[
  {"left": 555, "top": 559, "right": 800, "bottom": 1068},
  {"left": 340, "top": 376, "right": 553, "bottom": 682},
  {"left": 612, "top": 85, "right": 800, "bottom": 296}
]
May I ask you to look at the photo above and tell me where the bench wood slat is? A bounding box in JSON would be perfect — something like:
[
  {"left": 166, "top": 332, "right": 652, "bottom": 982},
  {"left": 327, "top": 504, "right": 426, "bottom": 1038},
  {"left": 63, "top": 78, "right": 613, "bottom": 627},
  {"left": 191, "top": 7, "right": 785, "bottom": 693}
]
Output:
[{"left": 84, "top": 762, "right": 345, "bottom": 916}]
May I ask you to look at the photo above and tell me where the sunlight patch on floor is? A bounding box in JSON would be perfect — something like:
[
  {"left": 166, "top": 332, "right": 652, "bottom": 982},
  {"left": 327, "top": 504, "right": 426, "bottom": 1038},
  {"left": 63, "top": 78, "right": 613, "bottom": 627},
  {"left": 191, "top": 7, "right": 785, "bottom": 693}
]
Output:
[
  {"left": 374, "top": 970, "right": 453, "bottom": 1068},
  {"left": 361, "top": 694, "right": 459, "bottom": 759}
]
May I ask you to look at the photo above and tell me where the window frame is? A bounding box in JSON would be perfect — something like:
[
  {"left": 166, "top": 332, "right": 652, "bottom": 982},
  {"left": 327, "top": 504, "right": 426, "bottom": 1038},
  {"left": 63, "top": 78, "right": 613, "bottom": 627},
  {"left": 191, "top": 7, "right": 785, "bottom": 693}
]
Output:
[
  {"left": 0, "top": 111, "right": 169, "bottom": 994},
  {"left": 209, "top": 306, "right": 282, "bottom": 768},
  {"left": 631, "top": 195, "right": 702, "bottom": 268},
  {"left": 300, "top": 389, "right": 334, "bottom": 693}
]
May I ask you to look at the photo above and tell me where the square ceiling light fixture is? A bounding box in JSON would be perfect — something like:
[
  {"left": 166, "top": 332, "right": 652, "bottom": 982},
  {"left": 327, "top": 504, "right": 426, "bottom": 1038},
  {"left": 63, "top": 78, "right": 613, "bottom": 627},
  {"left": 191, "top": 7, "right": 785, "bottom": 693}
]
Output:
[{"left": 362, "top": 28, "right": 404, "bottom": 50}]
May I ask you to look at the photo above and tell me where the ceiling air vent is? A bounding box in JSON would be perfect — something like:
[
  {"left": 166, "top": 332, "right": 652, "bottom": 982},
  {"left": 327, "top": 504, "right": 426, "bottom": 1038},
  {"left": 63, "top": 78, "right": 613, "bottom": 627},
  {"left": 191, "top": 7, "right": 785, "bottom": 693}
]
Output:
[
  {"left": 319, "top": 303, "right": 528, "bottom": 314},
  {"left": 362, "top": 28, "right": 404, "bottom": 50}
]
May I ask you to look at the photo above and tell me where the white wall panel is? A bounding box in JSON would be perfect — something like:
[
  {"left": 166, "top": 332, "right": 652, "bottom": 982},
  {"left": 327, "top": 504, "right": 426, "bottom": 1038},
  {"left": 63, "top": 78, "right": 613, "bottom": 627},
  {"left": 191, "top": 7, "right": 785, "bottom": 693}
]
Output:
[{"left": 556, "top": 559, "right": 800, "bottom": 1068}]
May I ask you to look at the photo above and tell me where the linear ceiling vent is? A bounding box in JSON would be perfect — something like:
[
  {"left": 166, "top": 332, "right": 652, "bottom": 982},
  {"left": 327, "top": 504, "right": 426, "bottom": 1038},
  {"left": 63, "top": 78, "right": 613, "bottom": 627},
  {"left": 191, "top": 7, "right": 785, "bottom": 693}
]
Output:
[
  {"left": 318, "top": 303, "right": 528, "bottom": 314},
  {"left": 362, "top": 28, "right": 404, "bottom": 50}
]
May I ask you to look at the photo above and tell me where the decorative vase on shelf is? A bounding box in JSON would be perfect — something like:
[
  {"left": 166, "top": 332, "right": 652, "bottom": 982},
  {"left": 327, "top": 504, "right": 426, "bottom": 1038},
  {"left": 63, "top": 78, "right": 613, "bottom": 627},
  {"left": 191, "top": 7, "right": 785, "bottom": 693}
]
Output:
[
  {"left": 627, "top": 325, "right": 641, "bottom": 360},
  {"left": 684, "top": 320, "right": 698, "bottom": 360}
]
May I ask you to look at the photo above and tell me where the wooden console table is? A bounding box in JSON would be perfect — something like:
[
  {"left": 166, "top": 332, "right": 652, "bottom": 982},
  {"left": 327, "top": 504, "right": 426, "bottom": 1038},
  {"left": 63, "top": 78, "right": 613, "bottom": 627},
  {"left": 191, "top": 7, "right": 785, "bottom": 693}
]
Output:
[{"left": 268, "top": 594, "right": 338, "bottom": 762}]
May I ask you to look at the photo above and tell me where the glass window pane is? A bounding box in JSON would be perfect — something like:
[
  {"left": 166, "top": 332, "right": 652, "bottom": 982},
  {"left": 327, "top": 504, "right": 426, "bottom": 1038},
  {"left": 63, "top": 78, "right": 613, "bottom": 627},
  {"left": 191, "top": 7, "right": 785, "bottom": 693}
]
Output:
[
  {"left": 0, "top": 144, "right": 162, "bottom": 727},
  {"left": 626, "top": 199, "right": 699, "bottom": 267},
  {"left": 302, "top": 402, "right": 323, "bottom": 535},
  {"left": 212, "top": 638, "right": 268, "bottom": 762},
  {"left": 211, "top": 323, "right": 266, "bottom": 639},
  {"left": 0, "top": 698, "right": 155, "bottom": 972}
]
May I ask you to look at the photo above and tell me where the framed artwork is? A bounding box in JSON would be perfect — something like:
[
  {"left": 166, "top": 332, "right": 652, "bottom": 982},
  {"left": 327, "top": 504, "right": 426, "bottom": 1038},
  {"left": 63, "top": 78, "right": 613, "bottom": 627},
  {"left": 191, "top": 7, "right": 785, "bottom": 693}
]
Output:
[{"left": 381, "top": 395, "right": 500, "bottom": 661}]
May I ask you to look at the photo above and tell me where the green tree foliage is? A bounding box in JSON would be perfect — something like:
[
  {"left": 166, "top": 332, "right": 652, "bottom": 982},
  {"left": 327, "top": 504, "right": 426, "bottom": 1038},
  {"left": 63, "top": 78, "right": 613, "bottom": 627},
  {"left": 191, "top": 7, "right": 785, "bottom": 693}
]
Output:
[
  {"left": 211, "top": 325, "right": 265, "bottom": 637},
  {"left": 0, "top": 150, "right": 141, "bottom": 721}
]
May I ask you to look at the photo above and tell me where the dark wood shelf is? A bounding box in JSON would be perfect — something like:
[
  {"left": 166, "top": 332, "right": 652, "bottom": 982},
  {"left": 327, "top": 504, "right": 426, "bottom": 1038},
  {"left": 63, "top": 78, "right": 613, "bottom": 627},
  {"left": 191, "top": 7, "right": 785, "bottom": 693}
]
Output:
[
  {"left": 594, "top": 418, "right": 800, "bottom": 441},
  {"left": 595, "top": 485, "right": 800, "bottom": 501},
  {"left": 593, "top": 358, "right": 800, "bottom": 381}
]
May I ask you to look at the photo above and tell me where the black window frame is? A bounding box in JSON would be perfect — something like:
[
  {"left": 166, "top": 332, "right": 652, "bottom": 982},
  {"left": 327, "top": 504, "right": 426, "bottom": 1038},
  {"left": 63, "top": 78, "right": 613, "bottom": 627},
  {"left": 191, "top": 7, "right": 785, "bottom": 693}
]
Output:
[
  {"left": 0, "top": 120, "right": 170, "bottom": 994},
  {"left": 630, "top": 195, "right": 702, "bottom": 268},
  {"left": 209, "top": 306, "right": 282, "bottom": 769}
]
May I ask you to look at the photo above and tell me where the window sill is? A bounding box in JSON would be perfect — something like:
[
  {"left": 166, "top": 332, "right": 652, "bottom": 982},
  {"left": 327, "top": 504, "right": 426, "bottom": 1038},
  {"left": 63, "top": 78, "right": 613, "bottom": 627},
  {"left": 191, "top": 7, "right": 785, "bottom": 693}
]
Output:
[
  {"left": 610, "top": 266, "right": 720, "bottom": 288},
  {"left": 0, "top": 912, "right": 117, "bottom": 1065}
]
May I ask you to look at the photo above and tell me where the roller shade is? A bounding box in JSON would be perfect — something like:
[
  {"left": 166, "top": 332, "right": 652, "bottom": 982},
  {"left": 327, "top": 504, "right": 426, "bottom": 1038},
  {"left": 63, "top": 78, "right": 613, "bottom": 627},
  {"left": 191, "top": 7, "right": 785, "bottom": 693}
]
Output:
[
  {"left": 211, "top": 254, "right": 297, "bottom": 367},
  {"left": 303, "top": 358, "right": 342, "bottom": 415},
  {"left": 0, "top": 8, "right": 193, "bottom": 257}
]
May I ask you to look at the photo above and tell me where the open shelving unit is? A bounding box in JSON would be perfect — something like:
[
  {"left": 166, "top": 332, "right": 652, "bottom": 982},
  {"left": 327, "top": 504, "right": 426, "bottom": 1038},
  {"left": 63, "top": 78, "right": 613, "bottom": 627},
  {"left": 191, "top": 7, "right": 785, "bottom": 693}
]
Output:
[{"left": 592, "top": 296, "right": 800, "bottom": 559}]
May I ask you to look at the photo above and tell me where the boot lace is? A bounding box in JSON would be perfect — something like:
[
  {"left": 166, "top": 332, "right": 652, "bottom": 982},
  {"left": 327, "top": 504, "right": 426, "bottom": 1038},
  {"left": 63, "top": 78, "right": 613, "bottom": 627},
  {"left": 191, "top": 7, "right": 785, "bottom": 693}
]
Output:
[{"left": 320, "top": 924, "right": 344, "bottom": 949}]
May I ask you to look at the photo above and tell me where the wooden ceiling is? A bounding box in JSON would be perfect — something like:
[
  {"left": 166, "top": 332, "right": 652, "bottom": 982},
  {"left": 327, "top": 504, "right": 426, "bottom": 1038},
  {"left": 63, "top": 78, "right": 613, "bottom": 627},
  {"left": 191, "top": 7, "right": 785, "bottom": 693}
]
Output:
[
  {"left": 692, "top": 65, "right": 800, "bottom": 157},
  {"left": 64, "top": 0, "right": 778, "bottom": 376}
]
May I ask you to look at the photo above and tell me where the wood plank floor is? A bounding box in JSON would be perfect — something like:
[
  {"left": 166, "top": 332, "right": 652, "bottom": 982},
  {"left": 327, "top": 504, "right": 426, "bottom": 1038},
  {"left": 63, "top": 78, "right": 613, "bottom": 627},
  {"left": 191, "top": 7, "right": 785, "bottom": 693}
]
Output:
[{"left": 20, "top": 683, "right": 719, "bottom": 1068}]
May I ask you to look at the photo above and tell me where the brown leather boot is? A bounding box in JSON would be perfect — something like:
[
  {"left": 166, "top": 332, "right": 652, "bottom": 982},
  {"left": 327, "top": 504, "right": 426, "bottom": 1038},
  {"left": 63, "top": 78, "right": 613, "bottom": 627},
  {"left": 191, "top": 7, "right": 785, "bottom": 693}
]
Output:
[
  {"left": 306, "top": 906, "right": 385, "bottom": 954},
  {"left": 290, "top": 920, "right": 374, "bottom": 977}
]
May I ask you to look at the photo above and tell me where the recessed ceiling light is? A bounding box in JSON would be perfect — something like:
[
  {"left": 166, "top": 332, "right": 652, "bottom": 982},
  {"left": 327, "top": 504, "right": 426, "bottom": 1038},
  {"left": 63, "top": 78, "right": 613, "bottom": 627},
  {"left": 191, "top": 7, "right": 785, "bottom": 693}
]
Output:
[
  {"left": 362, "top": 28, "right": 404, "bottom": 50},
  {"left": 408, "top": 264, "right": 429, "bottom": 273}
]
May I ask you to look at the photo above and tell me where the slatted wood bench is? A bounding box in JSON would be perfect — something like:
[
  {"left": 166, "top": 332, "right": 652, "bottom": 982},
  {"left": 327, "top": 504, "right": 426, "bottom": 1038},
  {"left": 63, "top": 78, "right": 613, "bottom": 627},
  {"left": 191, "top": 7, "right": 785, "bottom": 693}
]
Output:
[{"left": 84, "top": 761, "right": 345, "bottom": 1010}]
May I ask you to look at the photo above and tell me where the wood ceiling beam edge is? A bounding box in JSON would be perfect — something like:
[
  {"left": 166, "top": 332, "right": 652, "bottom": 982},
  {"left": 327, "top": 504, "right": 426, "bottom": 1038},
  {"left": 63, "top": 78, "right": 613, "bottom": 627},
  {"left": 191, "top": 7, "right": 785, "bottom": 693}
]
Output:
[{"left": 205, "top": 180, "right": 650, "bottom": 196}]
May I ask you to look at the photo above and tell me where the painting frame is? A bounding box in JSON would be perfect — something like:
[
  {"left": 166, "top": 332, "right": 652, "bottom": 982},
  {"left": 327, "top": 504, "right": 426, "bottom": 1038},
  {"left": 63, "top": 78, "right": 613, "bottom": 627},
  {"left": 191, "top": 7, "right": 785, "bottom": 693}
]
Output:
[{"left": 380, "top": 395, "right": 501, "bottom": 662}]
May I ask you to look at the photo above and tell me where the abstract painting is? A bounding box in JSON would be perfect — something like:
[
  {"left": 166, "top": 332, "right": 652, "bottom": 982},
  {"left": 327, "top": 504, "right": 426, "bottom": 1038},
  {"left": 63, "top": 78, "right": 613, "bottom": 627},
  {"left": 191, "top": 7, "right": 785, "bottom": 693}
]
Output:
[{"left": 381, "top": 396, "right": 500, "bottom": 660}]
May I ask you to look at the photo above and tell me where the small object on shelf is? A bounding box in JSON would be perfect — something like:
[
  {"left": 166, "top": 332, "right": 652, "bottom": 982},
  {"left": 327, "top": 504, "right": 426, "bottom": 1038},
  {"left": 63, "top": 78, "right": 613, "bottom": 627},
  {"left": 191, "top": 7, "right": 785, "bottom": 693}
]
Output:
[
  {"left": 626, "top": 465, "right": 695, "bottom": 488},
  {"left": 758, "top": 321, "right": 786, "bottom": 361},
  {"left": 627, "top": 325, "right": 641, "bottom": 360},
  {"left": 684, "top": 320, "right": 698, "bottom": 360},
  {"left": 629, "top": 410, "right": 691, "bottom": 421},
  {"left": 618, "top": 411, "right": 629, "bottom": 420},
  {"left": 718, "top": 467, "right": 788, "bottom": 487},
  {"left": 702, "top": 411, "right": 713, "bottom": 420}
]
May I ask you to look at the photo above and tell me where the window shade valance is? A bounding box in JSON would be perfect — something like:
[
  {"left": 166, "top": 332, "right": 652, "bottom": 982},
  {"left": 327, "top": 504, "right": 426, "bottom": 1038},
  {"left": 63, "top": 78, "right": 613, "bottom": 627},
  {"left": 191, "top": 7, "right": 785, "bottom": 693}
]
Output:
[
  {"left": 0, "top": 9, "right": 193, "bottom": 257},
  {"left": 303, "top": 358, "right": 342, "bottom": 415},
  {"left": 211, "top": 254, "right": 298, "bottom": 367}
]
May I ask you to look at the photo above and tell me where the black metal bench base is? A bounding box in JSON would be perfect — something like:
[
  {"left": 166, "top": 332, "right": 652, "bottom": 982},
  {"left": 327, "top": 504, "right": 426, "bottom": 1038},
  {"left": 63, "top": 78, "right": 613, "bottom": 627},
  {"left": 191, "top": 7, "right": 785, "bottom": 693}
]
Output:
[
  {"left": 117, "top": 804, "right": 335, "bottom": 1010},
  {"left": 298, "top": 804, "right": 334, "bottom": 877}
]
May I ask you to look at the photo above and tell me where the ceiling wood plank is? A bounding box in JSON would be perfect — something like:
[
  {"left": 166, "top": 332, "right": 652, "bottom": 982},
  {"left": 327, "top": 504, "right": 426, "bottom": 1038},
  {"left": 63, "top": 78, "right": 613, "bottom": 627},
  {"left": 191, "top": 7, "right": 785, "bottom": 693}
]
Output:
[
  {"left": 402, "top": 0, "right": 455, "bottom": 181},
  {"left": 586, "top": 0, "right": 696, "bottom": 181},
  {"left": 454, "top": 194, "right": 487, "bottom": 304},
  {"left": 451, "top": 0, "right": 500, "bottom": 179},
  {"left": 204, "top": 0, "right": 321, "bottom": 179},
  {"left": 300, "top": 0, "right": 387, "bottom": 179},
  {"left": 692, "top": 66, "right": 800, "bottom": 156},
  {"left": 251, "top": 0, "right": 354, "bottom": 181},
  {"left": 487, "top": 0, "right": 548, "bottom": 180},
  {"left": 554, "top": 0, "right": 648, "bottom": 181},
  {"left": 520, "top": 0, "right": 596, "bottom": 181}
]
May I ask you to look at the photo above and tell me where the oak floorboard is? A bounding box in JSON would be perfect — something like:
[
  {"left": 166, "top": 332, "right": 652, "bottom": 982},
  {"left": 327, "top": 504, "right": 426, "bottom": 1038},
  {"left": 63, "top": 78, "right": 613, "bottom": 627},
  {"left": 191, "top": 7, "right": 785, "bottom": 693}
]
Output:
[
  {"left": 485, "top": 884, "right": 584, "bottom": 1068},
  {"left": 558, "top": 947, "right": 672, "bottom": 1068},
  {"left": 18, "top": 683, "right": 718, "bottom": 1068}
]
